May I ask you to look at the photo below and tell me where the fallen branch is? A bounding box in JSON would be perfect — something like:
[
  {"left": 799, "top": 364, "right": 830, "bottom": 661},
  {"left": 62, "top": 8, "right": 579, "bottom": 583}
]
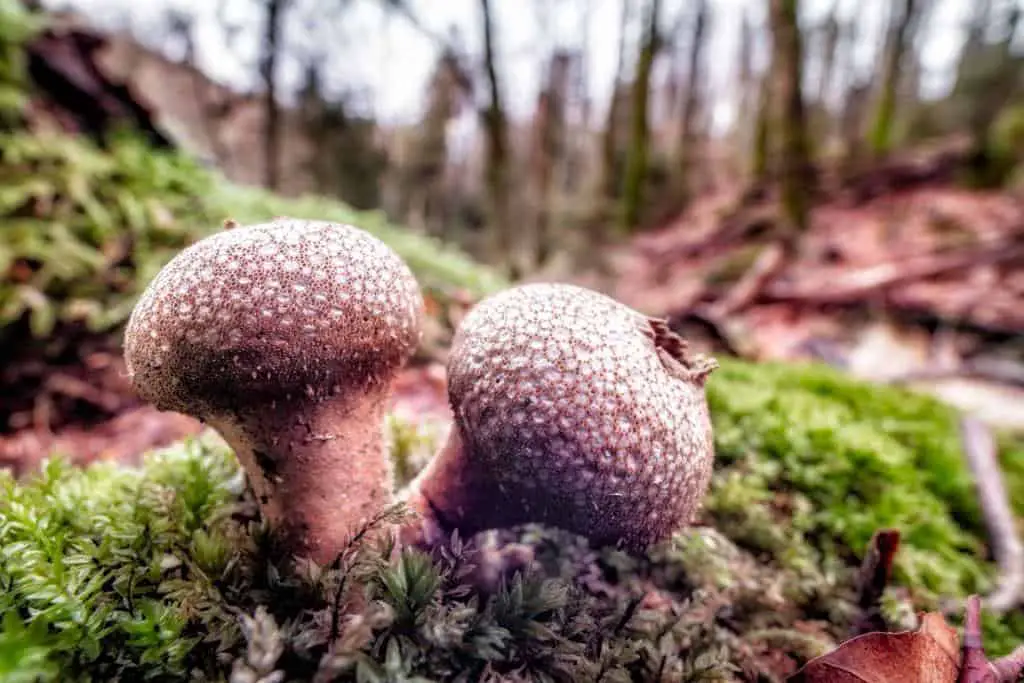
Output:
[
  {"left": 851, "top": 529, "right": 901, "bottom": 637},
  {"left": 706, "top": 241, "right": 790, "bottom": 318},
  {"left": 959, "top": 416, "right": 1024, "bottom": 614},
  {"left": 765, "top": 241, "right": 1024, "bottom": 306}
]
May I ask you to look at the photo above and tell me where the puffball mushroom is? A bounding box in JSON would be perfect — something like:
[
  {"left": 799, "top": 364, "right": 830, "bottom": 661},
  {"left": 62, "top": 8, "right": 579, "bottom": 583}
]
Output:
[
  {"left": 399, "top": 283, "right": 718, "bottom": 552},
  {"left": 124, "top": 218, "right": 423, "bottom": 563}
]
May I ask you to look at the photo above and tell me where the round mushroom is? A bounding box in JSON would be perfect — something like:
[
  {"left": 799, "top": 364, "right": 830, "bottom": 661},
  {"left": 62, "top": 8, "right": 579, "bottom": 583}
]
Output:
[
  {"left": 398, "top": 283, "right": 718, "bottom": 552},
  {"left": 124, "top": 217, "right": 423, "bottom": 563}
]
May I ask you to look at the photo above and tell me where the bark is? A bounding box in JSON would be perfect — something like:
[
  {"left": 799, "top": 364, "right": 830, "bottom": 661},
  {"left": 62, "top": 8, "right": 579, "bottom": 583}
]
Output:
[
  {"left": 478, "top": 0, "right": 513, "bottom": 272},
  {"left": 620, "top": 0, "right": 661, "bottom": 233},
  {"left": 260, "top": 0, "right": 286, "bottom": 190},
  {"left": 600, "top": 0, "right": 632, "bottom": 201},
  {"left": 674, "top": 0, "right": 708, "bottom": 197},
  {"left": 769, "top": 0, "right": 812, "bottom": 237},
  {"left": 868, "top": 0, "right": 920, "bottom": 157}
]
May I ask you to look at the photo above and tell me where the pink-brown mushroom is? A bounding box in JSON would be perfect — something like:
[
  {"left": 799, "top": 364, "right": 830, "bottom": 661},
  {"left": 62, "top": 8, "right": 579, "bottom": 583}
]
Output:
[
  {"left": 124, "top": 217, "right": 423, "bottom": 563},
  {"left": 398, "top": 283, "right": 717, "bottom": 552}
]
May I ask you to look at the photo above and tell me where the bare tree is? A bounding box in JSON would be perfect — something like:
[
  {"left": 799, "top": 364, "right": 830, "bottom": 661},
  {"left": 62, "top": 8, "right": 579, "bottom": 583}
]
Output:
[
  {"left": 674, "top": 0, "right": 708, "bottom": 200},
  {"left": 600, "top": 0, "right": 632, "bottom": 202},
  {"left": 868, "top": 0, "right": 923, "bottom": 157},
  {"left": 530, "top": 51, "right": 572, "bottom": 268},
  {"left": 478, "top": 0, "right": 513, "bottom": 271},
  {"left": 769, "top": 0, "right": 812, "bottom": 236},
  {"left": 751, "top": 57, "right": 772, "bottom": 184},
  {"left": 259, "top": 0, "right": 289, "bottom": 190},
  {"left": 620, "top": 0, "right": 661, "bottom": 232}
]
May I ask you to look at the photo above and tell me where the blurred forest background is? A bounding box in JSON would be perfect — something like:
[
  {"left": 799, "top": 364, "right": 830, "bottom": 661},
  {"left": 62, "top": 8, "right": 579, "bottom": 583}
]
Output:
[
  {"left": 23, "top": 0, "right": 1024, "bottom": 274},
  {"left": 2, "top": 0, "right": 1024, "bottom": 468}
]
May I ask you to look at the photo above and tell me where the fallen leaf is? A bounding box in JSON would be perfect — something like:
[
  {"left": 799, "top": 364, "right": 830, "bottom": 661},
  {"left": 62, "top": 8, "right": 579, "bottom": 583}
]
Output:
[{"left": 790, "top": 612, "right": 960, "bottom": 683}]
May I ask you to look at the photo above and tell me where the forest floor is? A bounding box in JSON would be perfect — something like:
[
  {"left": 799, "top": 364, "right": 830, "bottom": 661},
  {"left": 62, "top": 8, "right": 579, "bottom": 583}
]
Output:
[
  {"left": 3, "top": 144, "right": 1024, "bottom": 475},
  {"left": 609, "top": 145, "right": 1024, "bottom": 431}
]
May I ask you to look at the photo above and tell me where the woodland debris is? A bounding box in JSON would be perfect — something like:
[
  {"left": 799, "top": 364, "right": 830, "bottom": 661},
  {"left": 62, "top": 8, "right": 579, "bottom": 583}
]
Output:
[
  {"left": 851, "top": 529, "right": 901, "bottom": 637},
  {"left": 791, "top": 611, "right": 961, "bottom": 682},
  {"left": 888, "top": 358, "right": 1024, "bottom": 390},
  {"left": 764, "top": 239, "right": 1024, "bottom": 306},
  {"left": 958, "top": 416, "right": 1024, "bottom": 614},
  {"left": 707, "top": 240, "right": 790, "bottom": 318}
]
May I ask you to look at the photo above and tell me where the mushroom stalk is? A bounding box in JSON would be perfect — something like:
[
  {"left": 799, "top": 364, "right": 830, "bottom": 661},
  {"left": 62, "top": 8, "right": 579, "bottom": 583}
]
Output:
[
  {"left": 210, "top": 387, "right": 393, "bottom": 561},
  {"left": 397, "top": 283, "right": 717, "bottom": 553}
]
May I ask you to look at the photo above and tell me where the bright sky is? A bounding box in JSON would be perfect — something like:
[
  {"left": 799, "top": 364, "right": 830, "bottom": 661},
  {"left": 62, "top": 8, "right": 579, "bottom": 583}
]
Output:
[{"left": 40, "top": 0, "right": 978, "bottom": 133}]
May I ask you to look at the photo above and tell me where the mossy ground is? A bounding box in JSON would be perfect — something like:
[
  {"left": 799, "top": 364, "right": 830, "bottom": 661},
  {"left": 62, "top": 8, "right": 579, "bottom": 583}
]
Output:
[
  {"left": 2, "top": 358, "right": 1020, "bottom": 682},
  {"left": 0, "top": 130, "right": 505, "bottom": 344}
]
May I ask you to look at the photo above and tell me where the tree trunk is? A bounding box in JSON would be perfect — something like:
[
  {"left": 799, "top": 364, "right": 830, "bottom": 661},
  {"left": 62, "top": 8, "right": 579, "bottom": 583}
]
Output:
[
  {"left": 600, "top": 0, "right": 632, "bottom": 202},
  {"left": 620, "top": 0, "right": 660, "bottom": 233},
  {"left": 769, "top": 0, "right": 812, "bottom": 237},
  {"left": 260, "top": 0, "right": 285, "bottom": 190},
  {"left": 675, "top": 0, "right": 708, "bottom": 199},
  {"left": 816, "top": 4, "right": 841, "bottom": 106},
  {"left": 751, "top": 67, "right": 772, "bottom": 186},
  {"left": 965, "top": 3, "right": 1022, "bottom": 186},
  {"left": 530, "top": 52, "right": 570, "bottom": 269},
  {"left": 868, "top": 0, "right": 919, "bottom": 157},
  {"left": 478, "top": 0, "right": 513, "bottom": 273}
]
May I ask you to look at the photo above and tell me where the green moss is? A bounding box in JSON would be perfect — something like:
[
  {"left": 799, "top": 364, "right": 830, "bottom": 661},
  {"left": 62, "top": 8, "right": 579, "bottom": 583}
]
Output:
[
  {"left": 705, "top": 357, "right": 1024, "bottom": 653},
  {"left": 2, "top": 358, "right": 1022, "bottom": 680},
  {"left": 0, "top": 131, "right": 505, "bottom": 343}
]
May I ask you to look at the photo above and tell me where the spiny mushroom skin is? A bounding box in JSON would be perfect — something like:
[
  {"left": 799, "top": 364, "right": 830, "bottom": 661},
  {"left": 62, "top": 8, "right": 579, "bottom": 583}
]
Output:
[
  {"left": 124, "top": 218, "right": 423, "bottom": 563},
  {"left": 399, "top": 283, "right": 717, "bottom": 553}
]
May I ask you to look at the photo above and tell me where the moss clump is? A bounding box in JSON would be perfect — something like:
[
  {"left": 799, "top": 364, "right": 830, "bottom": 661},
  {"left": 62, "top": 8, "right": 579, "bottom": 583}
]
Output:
[
  {"left": 0, "top": 434, "right": 853, "bottom": 682},
  {"left": 705, "top": 358, "right": 1024, "bottom": 654},
  {"left": 1, "top": 358, "right": 1022, "bottom": 680},
  {"left": 0, "top": 131, "right": 505, "bottom": 343}
]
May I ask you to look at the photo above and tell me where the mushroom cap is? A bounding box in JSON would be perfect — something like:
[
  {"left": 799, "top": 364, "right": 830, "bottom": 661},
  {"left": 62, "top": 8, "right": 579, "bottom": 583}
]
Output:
[
  {"left": 445, "top": 282, "right": 716, "bottom": 548},
  {"left": 124, "top": 218, "right": 423, "bottom": 417}
]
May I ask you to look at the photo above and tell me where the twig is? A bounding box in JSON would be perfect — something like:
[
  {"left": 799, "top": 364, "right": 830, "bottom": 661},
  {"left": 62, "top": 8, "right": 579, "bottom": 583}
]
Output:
[
  {"left": 991, "top": 644, "right": 1024, "bottom": 682},
  {"left": 960, "top": 595, "right": 992, "bottom": 683},
  {"left": 850, "top": 529, "right": 901, "bottom": 637},
  {"left": 959, "top": 416, "right": 1024, "bottom": 614}
]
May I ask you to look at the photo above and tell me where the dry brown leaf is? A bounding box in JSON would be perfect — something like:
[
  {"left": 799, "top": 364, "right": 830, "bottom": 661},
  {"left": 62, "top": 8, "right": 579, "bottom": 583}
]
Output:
[{"left": 790, "top": 612, "right": 960, "bottom": 683}]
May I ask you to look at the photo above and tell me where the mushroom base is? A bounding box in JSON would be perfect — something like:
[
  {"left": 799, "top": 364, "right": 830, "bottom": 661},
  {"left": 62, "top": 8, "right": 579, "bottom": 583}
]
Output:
[
  {"left": 397, "top": 426, "right": 712, "bottom": 553},
  {"left": 207, "top": 389, "right": 394, "bottom": 565}
]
